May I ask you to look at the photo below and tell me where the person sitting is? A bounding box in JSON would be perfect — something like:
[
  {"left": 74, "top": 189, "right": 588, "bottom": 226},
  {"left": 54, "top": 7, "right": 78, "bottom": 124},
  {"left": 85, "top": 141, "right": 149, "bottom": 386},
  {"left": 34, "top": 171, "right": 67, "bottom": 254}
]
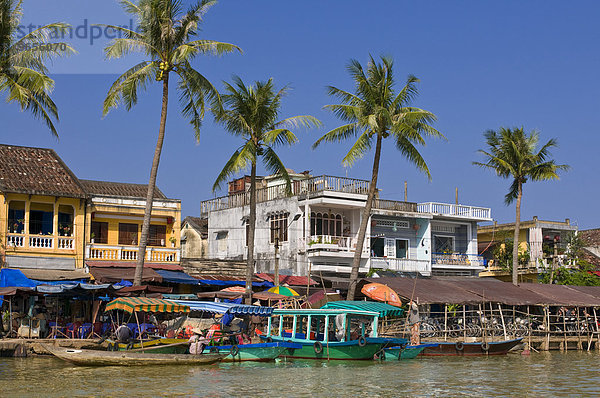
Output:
[
  {"left": 188, "top": 328, "right": 208, "bottom": 355},
  {"left": 115, "top": 323, "right": 133, "bottom": 343}
]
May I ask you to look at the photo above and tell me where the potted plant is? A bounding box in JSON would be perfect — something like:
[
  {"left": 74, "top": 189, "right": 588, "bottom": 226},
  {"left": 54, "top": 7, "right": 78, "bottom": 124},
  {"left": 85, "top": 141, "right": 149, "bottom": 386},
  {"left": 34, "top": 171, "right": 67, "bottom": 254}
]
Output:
[
  {"left": 90, "top": 232, "right": 95, "bottom": 244},
  {"left": 2, "top": 311, "right": 9, "bottom": 332},
  {"left": 130, "top": 232, "right": 137, "bottom": 245},
  {"left": 169, "top": 236, "right": 177, "bottom": 247}
]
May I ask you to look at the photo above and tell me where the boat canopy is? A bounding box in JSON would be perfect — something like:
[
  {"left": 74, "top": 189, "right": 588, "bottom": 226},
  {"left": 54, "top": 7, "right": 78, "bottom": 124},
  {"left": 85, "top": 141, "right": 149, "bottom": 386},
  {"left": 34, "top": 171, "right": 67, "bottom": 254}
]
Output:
[
  {"left": 272, "top": 308, "right": 379, "bottom": 317},
  {"left": 166, "top": 300, "right": 273, "bottom": 316},
  {"left": 321, "top": 301, "right": 404, "bottom": 317},
  {"left": 105, "top": 297, "right": 190, "bottom": 314}
]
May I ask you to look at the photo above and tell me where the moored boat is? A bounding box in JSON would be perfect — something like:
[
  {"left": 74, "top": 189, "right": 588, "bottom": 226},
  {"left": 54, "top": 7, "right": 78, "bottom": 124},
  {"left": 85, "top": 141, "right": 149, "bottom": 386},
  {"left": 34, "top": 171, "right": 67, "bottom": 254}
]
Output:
[
  {"left": 263, "top": 308, "right": 407, "bottom": 360},
  {"left": 206, "top": 342, "right": 302, "bottom": 362},
  {"left": 108, "top": 338, "right": 188, "bottom": 353},
  {"left": 382, "top": 343, "right": 439, "bottom": 360},
  {"left": 421, "top": 338, "right": 523, "bottom": 356},
  {"left": 43, "top": 344, "right": 226, "bottom": 366}
]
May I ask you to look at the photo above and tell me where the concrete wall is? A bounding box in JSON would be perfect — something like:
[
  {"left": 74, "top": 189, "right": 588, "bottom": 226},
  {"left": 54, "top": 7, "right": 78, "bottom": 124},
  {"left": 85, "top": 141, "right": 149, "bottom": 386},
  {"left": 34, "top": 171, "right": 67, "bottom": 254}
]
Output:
[{"left": 181, "top": 224, "right": 207, "bottom": 258}]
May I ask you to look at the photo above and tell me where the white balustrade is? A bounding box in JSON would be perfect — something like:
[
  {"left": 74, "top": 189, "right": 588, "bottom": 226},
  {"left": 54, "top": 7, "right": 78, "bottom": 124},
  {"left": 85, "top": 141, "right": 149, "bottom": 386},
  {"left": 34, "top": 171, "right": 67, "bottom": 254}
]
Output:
[
  {"left": 29, "top": 236, "right": 53, "bottom": 249},
  {"left": 7, "top": 234, "right": 24, "bottom": 247},
  {"left": 57, "top": 238, "right": 74, "bottom": 250},
  {"left": 369, "top": 257, "right": 430, "bottom": 273},
  {"left": 418, "top": 202, "right": 491, "bottom": 220}
]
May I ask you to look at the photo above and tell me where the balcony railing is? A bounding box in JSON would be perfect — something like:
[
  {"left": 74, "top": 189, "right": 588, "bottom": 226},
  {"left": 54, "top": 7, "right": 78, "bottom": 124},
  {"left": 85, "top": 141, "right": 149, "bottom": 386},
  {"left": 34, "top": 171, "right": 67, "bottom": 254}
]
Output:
[
  {"left": 6, "top": 233, "right": 75, "bottom": 251},
  {"left": 86, "top": 244, "right": 180, "bottom": 263},
  {"left": 417, "top": 202, "right": 492, "bottom": 220},
  {"left": 369, "top": 257, "right": 430, "bottom": 274},
  {"left": 300, "top": 235, "right": 370, "bottom": 256},
  {"left": 431, "top": 253, "right": 487, "bottom": 267},
  {"left": 372, "top": 199, "right": 417, "bottom": 213}
]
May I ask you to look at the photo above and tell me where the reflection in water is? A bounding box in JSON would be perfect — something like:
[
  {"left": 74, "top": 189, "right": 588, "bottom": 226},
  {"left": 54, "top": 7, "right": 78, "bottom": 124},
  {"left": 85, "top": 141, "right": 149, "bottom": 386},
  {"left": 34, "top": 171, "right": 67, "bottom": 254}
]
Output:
[{"left": 1, "top": 352, "right": 599, "bottom": 397}]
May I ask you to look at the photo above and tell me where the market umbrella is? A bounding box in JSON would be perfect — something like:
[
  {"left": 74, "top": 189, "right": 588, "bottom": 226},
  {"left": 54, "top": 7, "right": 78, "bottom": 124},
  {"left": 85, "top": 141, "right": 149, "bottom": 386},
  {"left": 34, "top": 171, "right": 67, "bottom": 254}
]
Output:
[
  {"left": 360, "top": 283, "right": 402, "bottom": 307},
  {"left": 266, "top": 286, "right": 299, "bottom": 297},
  {"left": 221, "top": 286, "right": 246, "bottom": 293}
]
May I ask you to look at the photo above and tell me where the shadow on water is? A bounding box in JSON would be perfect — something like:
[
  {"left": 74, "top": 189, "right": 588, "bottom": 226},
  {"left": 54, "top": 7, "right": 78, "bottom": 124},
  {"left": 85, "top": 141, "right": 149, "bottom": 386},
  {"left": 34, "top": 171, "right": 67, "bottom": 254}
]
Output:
[{"left": 1, "top": 352, "right": 600, "bottom": 397}]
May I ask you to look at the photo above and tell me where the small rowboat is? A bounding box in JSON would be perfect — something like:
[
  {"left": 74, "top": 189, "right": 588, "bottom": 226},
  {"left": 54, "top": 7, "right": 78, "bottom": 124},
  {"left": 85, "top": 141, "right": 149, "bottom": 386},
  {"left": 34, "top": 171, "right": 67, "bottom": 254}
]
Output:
[
  {"left": 381, "top": 343, "right": 439, "bottom": 360},
  {"left": 206, "top": 342, "right": 303, "bottom": 362},
  {"left": 421, "top": 338, "right": 523, "bottom": 356},
  {"left": 43, "top": 345, "right": 226, "bottom": 366}
]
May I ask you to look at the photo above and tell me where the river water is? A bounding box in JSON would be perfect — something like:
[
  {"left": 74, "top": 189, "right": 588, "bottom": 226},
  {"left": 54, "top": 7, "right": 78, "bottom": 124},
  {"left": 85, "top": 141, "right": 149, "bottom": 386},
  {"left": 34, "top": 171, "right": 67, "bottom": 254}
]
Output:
[{"left": 0, "top": 352, "right": 598, "bottom": 397}]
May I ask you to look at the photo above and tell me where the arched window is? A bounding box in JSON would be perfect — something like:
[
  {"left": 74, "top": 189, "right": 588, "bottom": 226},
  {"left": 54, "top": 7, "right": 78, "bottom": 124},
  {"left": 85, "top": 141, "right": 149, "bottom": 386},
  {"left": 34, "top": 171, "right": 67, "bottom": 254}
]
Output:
[{"left": 310, "top": 212, "right": 344, "bottom": 237}]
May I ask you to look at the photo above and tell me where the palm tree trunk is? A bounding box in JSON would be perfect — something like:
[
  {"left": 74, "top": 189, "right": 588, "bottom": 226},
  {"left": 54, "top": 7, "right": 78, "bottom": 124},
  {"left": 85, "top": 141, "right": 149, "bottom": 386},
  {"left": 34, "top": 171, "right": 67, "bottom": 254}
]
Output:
[
  {"left": 245, "top": 159, "right": 257, "bottom": 304},
  {"left": 347, "top": 133, "right": 383, "bottom": 300},
  {"left": 511, "top": 182, "right": 522, "bottom": 286},
  {"left": 134, "top": 74, "right": 169, "bottom": 286}
]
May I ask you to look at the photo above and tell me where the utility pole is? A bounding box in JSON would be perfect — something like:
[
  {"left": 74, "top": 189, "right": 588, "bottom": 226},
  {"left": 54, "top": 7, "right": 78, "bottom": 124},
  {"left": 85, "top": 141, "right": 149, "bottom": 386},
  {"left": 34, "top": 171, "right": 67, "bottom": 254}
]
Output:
[
  {"left": 274, "top": 225, "right": 280, "bottom": 287},
  {"left": 404, "top": 181, "right": 407, "bottom": 202}
]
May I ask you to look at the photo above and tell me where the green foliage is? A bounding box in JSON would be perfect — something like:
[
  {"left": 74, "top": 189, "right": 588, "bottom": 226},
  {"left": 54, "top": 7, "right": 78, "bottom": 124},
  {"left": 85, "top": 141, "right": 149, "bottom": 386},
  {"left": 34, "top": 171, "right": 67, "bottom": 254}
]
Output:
[
  {"left": 212, "top": 76, "right": 321, "bottom": 192},
  {"left": 565, "top": 232, "right": 584, "bottom": 263},
  {"left": 539, "top": 260, "right": 600, "bottom": 286},
  {"left": 473, "top": 127, "right": 569, "bottom": 205},
  {"left": 0, "top": 0, "right": 74, "bottom": 136},
  {"left": 492, "top": 239, "right": 530, "bottom": 271},
  {"left": 101, "top": 0, "right": 241, "bottom": 138},
  {"left": 313, "top": 55, "right": 445, "bottom": 176},
  {"left": 447, "top": 304, "right": 461, "bottom": 317}
]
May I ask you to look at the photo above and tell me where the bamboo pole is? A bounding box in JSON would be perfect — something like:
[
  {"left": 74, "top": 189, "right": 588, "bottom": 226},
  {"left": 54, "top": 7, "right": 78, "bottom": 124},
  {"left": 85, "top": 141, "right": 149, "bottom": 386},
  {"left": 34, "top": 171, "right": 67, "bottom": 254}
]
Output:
[
  {"left": 463, "top": 305, "right": 467, "bottom": 340},
  {"left": 563, "top": 308, "right": 567, "bottom": 351},
  {"left": 527, "top": 306, "right": 531, "bottom": 351},
  {"left": 498, "top": 303, "right": 507, "bottom": 340},
  {"left": 444, "top": 305, "right": 448, "bottom": 342},
  {"left": 134, "top": 311, "right": 144, "bottom": 351},
  {"left": 546, "top": 307, "right": 550, "bottom": 351},
  {"left": 593, "top": 308, "right": 599, "bottom": 351},
  {"left": 576, "top": 307, "right": 581, "bottom": 350}
]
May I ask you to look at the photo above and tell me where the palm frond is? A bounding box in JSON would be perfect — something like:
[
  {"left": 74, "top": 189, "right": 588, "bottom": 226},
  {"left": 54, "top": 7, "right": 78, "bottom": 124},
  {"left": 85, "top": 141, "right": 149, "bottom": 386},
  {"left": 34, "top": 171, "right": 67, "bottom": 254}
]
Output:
[
  {"left": 313, "top": 123, "right": 358, "bottom": 149},
  {"left": 262, "top": 145, "right": 292, "bottom": 193},
  {"left": 262, "top": 128, "right": 298, "bottom": 147},
  {"left": 342, "top": 130, "right": 372, "bottom": 167},
  {"left": 103, "top": 61, "right": 154, "bottom": 115},
  {"left": 212, "top": 142, "right": 255, "bottom": 192}
]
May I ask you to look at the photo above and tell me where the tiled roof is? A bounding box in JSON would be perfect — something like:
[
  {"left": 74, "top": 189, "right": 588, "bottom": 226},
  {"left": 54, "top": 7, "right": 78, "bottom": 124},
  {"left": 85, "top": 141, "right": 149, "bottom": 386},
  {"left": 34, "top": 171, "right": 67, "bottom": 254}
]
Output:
[
  {"left": 0, "top": 144, "right": 86, "bottom": 198},
  {"left": 80, "top": 179, "right": 166, "bottom": 199},
  {"left": 183, "top": 216, "right": 207, "bottom": 234}
]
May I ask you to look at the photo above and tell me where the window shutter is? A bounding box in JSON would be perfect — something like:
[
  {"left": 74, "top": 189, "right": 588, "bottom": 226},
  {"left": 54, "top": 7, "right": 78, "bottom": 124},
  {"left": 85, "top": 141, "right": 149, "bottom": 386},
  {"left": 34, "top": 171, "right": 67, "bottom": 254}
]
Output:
[{"left": 385, "top": 238, "right": 396, "bottom": 258}]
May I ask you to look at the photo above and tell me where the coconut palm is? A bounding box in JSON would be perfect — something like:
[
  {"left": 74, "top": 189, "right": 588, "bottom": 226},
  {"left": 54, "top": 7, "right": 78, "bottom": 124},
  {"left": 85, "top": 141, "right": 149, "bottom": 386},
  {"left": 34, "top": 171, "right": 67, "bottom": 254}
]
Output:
[
  {"left": 102, "top": 0, "right": 241, "bottom": 285},
  {"left": 474, "top": 127, "right": 569, "bottom": 285},
  {"left": 213, "top": 76, "right": 321, "bottom": 299},
  {"left": 313, "top": 56, "right": 444, "bottom": 300},
  {"left": 0, "top": 0, "right": 73, "bottom": 136}
]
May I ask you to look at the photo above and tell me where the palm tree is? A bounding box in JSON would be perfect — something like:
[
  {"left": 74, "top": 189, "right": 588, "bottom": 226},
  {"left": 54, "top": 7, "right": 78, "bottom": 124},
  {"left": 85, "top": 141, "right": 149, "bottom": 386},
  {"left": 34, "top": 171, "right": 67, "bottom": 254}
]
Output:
[
  {"left": 474, "top": 127, "right": 569, "bottom": 286},
  {"left": 102, "top": 0, "right": 241, "bottom": 285},
  {"left": 313, "top": 56, "right": 444, "bottom": 300},
  {"left": 213, "top": 76, "right": 321, "bottom": 300},
  {"left": 0, "top": 0, "right": 73, "bottom": 136}
]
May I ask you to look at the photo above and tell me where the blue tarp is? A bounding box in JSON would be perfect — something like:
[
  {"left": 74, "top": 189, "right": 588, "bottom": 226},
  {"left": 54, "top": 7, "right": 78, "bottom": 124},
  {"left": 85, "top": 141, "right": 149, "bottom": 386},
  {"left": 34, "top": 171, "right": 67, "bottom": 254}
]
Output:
[
  {"left": 196, "top": 279, "right": 273, "bottom": 288},
  {"left": 0, "top": 269, "right": 38, "bottom": 288},
  {"left": 154, "top": 270, "right": 200, "bottom": 285},
  {"left": 166, "top": 300, "right": 274, "bottom": 316},
  {"left": 35, "top": 283, "right": 116, "bottom": 294}
]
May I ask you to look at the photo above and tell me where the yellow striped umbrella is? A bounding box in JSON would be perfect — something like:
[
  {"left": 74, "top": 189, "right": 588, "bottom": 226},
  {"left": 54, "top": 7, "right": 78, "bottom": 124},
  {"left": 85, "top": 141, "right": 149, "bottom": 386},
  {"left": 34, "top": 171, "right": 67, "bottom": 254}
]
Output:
[
  {"left": 267, "top": 286, "right": 299, "bottom": 297},
  {"left": 104, "top": 297, "right": 190, "bottom": 314}
]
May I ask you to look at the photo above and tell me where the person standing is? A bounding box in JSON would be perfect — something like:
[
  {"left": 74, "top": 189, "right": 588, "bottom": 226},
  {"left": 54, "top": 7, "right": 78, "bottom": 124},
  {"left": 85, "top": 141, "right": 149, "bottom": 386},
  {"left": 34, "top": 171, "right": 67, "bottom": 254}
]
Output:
[{"left": 409, "top": 301, "right": 420, "bottom": 346}]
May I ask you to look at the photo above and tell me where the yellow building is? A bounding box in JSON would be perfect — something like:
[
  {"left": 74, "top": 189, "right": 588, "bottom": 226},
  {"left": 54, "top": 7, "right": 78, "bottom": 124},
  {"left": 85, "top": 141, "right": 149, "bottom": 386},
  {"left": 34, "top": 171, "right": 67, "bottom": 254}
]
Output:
[
  {"left": 0, "top": 144, "right": 182, "bottom": 281},
  {"left": 478, "top": 217, "right": 577, "bottom": 283},
  {"left": 0, "top": 145, "right": 87, "bottom": 273}
]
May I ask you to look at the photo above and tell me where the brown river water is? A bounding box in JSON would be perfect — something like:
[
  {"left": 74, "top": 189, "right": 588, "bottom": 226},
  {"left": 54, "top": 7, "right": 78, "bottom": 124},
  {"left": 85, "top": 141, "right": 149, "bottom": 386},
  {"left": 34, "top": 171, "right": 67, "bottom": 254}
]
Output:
[{"left": 0, "top": 351, "right": 599, "bottom": 397}]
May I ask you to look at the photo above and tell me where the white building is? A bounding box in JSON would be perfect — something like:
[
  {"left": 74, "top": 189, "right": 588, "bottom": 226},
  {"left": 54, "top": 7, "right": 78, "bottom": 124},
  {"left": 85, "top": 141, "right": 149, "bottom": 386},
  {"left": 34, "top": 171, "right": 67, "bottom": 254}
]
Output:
[{"left": 200, "top": 174, "right": 492, "bottom": 278}]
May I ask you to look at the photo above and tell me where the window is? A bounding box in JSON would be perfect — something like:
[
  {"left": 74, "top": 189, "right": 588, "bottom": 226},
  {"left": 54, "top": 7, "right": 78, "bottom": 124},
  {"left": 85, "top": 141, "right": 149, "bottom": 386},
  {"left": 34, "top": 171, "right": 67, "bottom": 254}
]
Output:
[
  {"left": 58, "top": 205, "right": 74, "bottom": 237},
  {"left": 119, "top": 223, "right": 138, "bottom": 245},
  {"left": 371, "top": 237, "right": 385, "bottom": 257},
  {"left": 270, "top": 213, "right": 289, "bottom": 243},
  {"left": 8, "top": 201, "right": 25, "bottom": 234},
  {"left": 395, "top": 239, "right": 408, "bottom": 258},
  {"left": 434, "top": 235, "right": 454, "bottom": 253},
  {"left": 29, "top": 202, "right": 54, "bottom": 235},
  {"left": 148, "top": 225, "right": 166, "bottom": 246},
  {"left": 310, "top": 212, "right": 343, "bottom": 237},
  {"left": 216, "top": 231, "right": 228, "bottom": 252},
  {"left": 91, "top": 222, "right": 108, "bottom": 244}
]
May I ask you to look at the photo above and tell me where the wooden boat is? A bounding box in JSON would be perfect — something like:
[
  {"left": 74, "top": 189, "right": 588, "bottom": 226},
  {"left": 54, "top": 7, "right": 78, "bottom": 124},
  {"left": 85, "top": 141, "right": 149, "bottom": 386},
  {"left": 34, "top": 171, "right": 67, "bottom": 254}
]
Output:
[
  {"left": 382, "top": 343, "right": 439, "bottom": 360},
  {"left": 108, "top": 338, "right": 188, "bottom": 354},
  {"left": 206, "top": 342, "right": 303, "bottom": 362},
  {"left": 263, "top": 309, "right": 407, "bottom": 360},
  {"left": 421, "top": 338, "right": 523, "bottom": 356},
  {"left": 43, "top": 344, "right": 226, "bottom": 366}
]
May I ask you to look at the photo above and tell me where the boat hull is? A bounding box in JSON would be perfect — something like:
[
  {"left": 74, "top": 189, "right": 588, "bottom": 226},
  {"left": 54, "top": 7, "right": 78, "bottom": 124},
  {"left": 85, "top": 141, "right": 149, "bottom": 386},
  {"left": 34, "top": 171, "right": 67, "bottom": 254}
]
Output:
[
  {"left": 421, "top": 338, "right": 523, "bottom": 356},
  {"left": 206, "top": 342, "right": 302, "bottom": 362},
  {"left": 383, "top": 343, "right": 438, "bottom": 360},
  {"left": 268, "top": 337, "right": 406, "bottom": 360},
  {"left": 110, "top": 338, "right": 187, "bottom": 353},
  {"left": 43, "top": 345, "right": 226, "bottom": 366}
]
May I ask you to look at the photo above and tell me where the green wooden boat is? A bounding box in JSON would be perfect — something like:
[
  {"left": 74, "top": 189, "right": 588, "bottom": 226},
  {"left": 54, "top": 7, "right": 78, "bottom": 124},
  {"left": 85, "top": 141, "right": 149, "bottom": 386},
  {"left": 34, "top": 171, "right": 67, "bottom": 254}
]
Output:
[
  {"left": 263, "top": 308, "right": 407, "bottom": 360},
  {"left": 206, "top": 342, "right": 302, "bottom": 362},
  {"left": 382, "top": 343, "right": 438, "bottom": 360},
  {"left": 107, "top": 338, "right": 189, "bottom": 354}
]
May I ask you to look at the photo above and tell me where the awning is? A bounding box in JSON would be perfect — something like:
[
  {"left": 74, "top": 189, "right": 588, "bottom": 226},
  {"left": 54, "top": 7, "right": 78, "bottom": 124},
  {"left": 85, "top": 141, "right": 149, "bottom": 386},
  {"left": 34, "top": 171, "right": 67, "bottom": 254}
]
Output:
[
  {"left": 0, "top": 287, "right": 35, "bottom": 296},
  {"left": 154, "top": 270, "right": 199, "bottom": 285},
  {"left": 114, "top": 285, "right": 173, "bottom": 296},
  {"left": 321, "top": 301, "right": 404, "bottom": 317},
  {"left": 86, "top": 260, "right": 183, "bottom": 271},
  {"left": 256, "top": 273, "right": 317, "bottom": 286},
  {"left": 89, "top": 267, "right": 162, "bottom": 283},
  {"left": 167, "top": 300, "right": 273, "bottom": 316},
  {"left": 196, "top": 277, "right": 272, "bottom": 287},
  {"left": 35, "top": 283, "right": 118, "bottom": 295},
  {"left": 196, "top": 291, "right": 292, "bottom": 301},
  {"left": 105, "top": 297, "right": 190, "bottom": 314},
  {"left": 0, "top": 268, "right": 39, "bottom": 288},
  {"left": 20, "top": 268, "right": 91, "bottom": 281}
]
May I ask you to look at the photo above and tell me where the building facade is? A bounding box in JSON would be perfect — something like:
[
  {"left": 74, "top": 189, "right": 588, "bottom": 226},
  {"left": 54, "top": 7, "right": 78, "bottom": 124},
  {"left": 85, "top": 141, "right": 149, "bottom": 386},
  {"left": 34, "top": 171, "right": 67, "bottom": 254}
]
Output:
[{"left": 201, "top": 174, "right": 491, "bottom": 278}]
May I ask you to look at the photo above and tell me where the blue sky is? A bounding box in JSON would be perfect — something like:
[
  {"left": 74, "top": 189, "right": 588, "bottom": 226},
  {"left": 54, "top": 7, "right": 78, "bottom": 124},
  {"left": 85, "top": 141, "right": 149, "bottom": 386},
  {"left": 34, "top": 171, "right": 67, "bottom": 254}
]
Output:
[{"left": 2, "top": 1, "right": 598, "bottom": 229}]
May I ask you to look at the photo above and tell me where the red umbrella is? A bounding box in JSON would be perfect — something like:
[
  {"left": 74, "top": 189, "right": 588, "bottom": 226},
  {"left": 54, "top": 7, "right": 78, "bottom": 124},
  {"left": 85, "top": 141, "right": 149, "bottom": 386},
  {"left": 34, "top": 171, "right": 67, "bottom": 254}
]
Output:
[{"left": 360, "top": 283, "right": 403, "bottom": 307}]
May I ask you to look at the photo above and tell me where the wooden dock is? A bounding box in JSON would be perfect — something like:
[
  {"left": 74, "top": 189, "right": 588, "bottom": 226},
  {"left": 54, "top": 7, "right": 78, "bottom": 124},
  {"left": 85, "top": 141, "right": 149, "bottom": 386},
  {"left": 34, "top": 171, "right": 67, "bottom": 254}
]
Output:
[{"left": 0, "top": 339, "right": 106, "bottom": 357}]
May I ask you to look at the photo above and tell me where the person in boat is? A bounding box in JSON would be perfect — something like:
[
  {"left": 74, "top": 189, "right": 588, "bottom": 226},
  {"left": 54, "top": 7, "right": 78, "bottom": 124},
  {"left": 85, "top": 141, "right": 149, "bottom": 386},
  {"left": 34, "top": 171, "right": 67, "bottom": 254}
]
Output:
[
  {"left": 189, "top": 328, "right": 208, "bottom": 355},
  {"left": 115, "top": 323, "right": 133, "bottom": 343},
  {"left": 408, "top": 301, "right": 420, "bottom": 346}
]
